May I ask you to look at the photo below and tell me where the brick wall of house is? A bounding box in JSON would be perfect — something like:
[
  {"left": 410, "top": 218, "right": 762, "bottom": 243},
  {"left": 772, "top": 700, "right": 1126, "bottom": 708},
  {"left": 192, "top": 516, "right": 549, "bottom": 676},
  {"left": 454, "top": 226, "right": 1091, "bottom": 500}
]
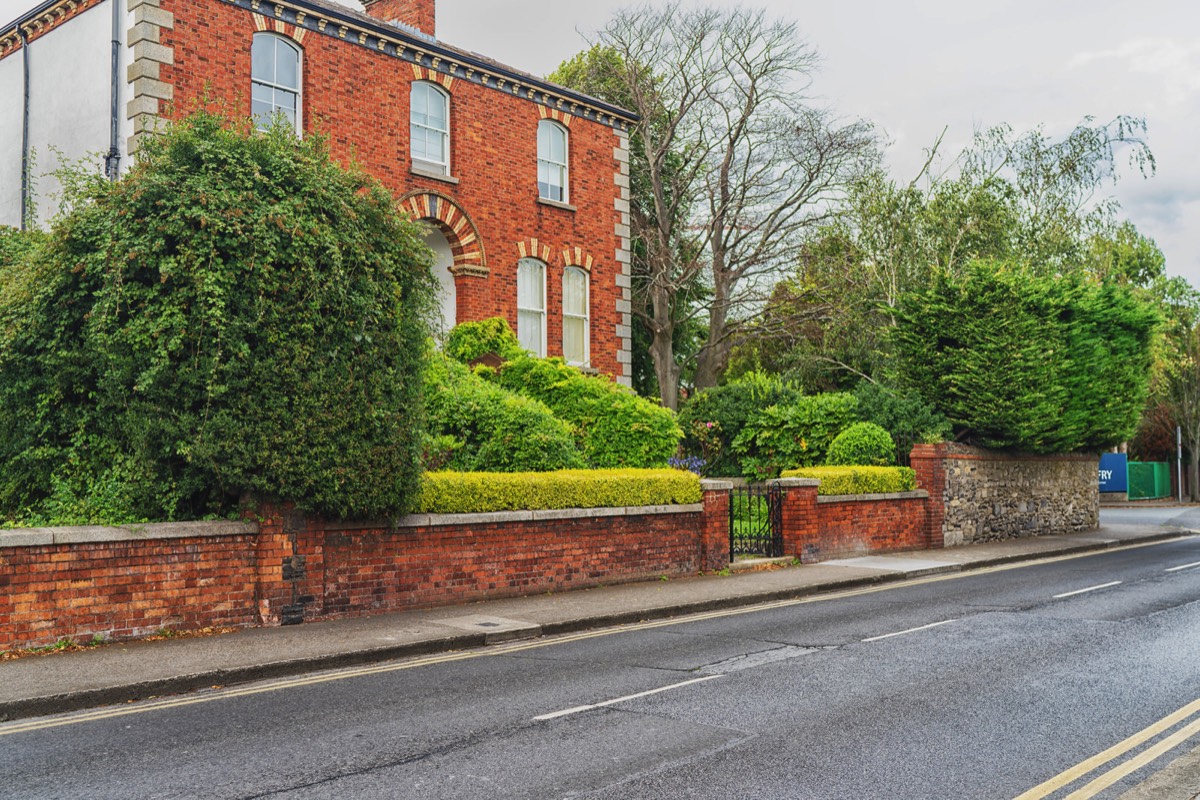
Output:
[{"left": 156, "top": 0, "right": 630, "bottom": 380}]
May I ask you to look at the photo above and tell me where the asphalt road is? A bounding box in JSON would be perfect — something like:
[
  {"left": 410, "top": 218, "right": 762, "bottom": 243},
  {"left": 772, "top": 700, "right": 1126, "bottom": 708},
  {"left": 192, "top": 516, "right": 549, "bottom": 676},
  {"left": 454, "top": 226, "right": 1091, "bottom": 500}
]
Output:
[{"left": 5, "top": 535, "right": 1200, "bottom": 799}]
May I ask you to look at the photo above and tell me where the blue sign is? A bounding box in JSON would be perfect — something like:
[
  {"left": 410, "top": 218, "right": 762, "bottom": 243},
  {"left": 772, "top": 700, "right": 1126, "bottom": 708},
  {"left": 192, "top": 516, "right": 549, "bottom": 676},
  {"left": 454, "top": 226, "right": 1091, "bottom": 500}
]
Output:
[{"left": 1099, "top": 453, "right": 1128, "bottom": 493}]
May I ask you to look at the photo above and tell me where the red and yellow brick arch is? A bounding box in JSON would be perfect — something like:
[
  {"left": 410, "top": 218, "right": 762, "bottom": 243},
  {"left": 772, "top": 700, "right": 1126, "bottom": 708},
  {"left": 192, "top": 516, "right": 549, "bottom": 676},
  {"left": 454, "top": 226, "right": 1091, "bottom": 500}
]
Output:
[{"left": 398, "top": 190, "right": 488, "bottom": 277}]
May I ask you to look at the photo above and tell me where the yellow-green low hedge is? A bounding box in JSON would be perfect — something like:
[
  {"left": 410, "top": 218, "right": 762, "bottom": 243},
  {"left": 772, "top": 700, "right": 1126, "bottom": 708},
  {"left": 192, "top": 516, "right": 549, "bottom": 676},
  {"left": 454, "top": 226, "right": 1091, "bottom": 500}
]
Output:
[
  {"left": 781, "top": 466, "right": 917, "bottom": 496},
  {"left": 419, "top": 469, "right": 702, "bottom": 514}
]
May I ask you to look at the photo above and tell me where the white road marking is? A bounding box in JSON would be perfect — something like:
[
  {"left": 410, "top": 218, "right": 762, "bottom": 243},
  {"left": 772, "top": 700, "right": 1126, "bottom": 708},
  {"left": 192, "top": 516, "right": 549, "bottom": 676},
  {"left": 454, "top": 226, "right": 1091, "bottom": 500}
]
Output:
[
  {"left": 1053, "top": 581, "right": 1122, "bottom": 599},
  {"left": 532, "top": 675, "right": 724, "bottom": 721},
  {"left": 861, "top": 619, "right": 958, "bottom": 643},
  {"left": 1166, "top": 561, "right": 1200, "bottom": 573}
]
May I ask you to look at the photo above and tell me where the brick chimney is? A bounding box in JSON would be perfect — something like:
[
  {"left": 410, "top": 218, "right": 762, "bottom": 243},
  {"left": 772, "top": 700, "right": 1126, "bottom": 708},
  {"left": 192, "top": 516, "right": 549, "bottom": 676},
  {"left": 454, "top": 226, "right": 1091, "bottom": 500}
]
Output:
[{"left": 362, "top": 0, "right": 436, "bottom": 38}]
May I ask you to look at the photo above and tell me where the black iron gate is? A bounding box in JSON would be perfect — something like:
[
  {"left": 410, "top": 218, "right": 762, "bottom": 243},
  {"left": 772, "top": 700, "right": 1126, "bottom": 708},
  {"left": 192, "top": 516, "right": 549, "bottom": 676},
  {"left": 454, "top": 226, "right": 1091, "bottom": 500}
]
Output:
[{"left": 729, "top": 484, "right": 783, "bottom": 559}]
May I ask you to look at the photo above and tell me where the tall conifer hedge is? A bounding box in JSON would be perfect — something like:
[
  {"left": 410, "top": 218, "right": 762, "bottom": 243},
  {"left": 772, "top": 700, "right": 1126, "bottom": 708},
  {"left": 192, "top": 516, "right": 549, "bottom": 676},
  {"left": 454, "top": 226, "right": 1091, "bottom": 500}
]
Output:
[{"left": 891, "top": 261, "right": 1159, "bottom": 453}]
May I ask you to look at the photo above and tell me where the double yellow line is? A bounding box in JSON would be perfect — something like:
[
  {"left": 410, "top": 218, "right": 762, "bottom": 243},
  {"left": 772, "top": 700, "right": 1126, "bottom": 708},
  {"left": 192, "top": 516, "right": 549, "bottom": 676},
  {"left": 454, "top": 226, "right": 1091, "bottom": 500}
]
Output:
[{"left": 1015, "top": 697, "right": 1200, "bottom": 799}]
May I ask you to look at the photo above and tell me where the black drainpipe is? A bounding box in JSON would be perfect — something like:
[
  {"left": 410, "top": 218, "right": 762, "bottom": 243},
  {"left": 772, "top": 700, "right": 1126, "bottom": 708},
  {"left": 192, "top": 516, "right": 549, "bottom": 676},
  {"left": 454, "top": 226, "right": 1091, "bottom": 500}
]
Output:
[
  {"left": 18, "top": 25, "right": 30, "bottom": 230},
  {"left": 104, "top": 0, "right": 120, "bottom": 180}
]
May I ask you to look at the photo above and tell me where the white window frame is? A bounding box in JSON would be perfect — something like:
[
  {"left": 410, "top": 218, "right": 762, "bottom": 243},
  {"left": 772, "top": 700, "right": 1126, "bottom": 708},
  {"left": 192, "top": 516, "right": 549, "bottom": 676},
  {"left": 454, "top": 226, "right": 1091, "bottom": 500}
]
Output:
[
  {"left": 411, "top": 81, "right": 451, "bottom": 176},
  {"left": 251, "top": 33, "right": 302, "bottom": 134},
  {"left": 537, "top": 120, "right": 569, "bottom": 203},
  {"left": 517, "top": 257, "right": 547, "bottom": 357},
  {"left": 562, "top": 267, "right": 590, "bottom": 367}
]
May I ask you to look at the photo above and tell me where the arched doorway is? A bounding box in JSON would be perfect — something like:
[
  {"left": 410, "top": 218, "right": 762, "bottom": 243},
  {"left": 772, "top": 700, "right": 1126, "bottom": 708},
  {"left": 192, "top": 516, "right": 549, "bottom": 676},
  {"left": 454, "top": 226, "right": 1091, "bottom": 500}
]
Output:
[
  {"left": 399, "top": 190, "right": 489, "bottom": 336},
  {"left": 423, "top": 225, "right": 457, "bottom": 336}
]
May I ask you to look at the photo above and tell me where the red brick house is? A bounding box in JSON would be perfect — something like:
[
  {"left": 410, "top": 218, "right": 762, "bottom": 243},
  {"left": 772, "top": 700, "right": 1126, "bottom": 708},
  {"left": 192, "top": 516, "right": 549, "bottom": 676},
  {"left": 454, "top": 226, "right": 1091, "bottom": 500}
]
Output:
[{"left": 0, "top": 0, "right": 636, "bottom": 383}]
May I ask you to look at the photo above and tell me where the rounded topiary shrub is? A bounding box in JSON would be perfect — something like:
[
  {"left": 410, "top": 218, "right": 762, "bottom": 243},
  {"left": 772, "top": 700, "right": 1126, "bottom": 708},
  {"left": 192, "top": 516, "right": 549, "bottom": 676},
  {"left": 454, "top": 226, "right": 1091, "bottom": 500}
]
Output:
[
  {"left": 0, "top": 111, "right": 436, "bottom": 522},
  {"left": 825, "top": 422, "right": 896, "bottom": 466}
]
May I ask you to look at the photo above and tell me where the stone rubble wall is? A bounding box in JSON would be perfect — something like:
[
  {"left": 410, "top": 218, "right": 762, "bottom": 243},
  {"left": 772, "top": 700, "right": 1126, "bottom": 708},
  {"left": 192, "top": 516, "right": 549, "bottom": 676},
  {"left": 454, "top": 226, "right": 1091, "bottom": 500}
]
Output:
[{"left": 917, "top": 443, "right": 1099, "bottom": 546}]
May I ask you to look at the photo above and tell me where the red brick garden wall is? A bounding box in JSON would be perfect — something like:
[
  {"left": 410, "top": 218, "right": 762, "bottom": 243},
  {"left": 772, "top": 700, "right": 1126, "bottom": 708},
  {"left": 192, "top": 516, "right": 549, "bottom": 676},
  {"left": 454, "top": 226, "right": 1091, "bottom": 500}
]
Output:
[
  {"left": 776, "top": 479, "right": 932, "bottom": 564},
  {"left": 0, "top": 496, "right": 726, "bottom": 650},
  {"left": 0, "top": 523, "right": 262, "bottom": 649}
]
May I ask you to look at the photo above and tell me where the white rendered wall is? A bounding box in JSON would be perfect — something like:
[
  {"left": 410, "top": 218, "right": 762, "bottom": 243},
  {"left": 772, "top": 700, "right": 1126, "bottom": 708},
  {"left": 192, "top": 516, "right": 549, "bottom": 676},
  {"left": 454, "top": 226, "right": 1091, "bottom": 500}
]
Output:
[
  {"left": 0, "top": 50, "right": 25, "bottom": 227},
  {"left": 24, "top": 4, "right": 111, "bottom": 225}
]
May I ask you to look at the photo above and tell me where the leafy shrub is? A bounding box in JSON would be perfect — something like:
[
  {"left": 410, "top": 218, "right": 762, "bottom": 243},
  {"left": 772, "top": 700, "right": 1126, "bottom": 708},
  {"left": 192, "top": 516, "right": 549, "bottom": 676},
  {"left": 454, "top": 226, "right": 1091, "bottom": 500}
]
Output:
[
  {"left": 852, "top": 382, "right": 951, "bottom": 450},
  {"left": 0, "top": 112, "right": 436, "bottom": 522},
  {"left": 419, "top": 468, "right": 701, "bottom": 513},
  {"left": 496, "top": 356, "right": 681, "bottom": 468},
  {"left": 826, "top": 422, "right": 896, "bottom": 466},
  {"left": 677, "top": 372, "right": 803, "bottom": 476},
  {"left": 424, "top": 354, "right": 585, "bottom": 473},
  {"left": 731, "top": 393, "right": 859, "bottom": 481},
  {"left": 781, "top": 466, "right": 917, "bottom": 495},
  {"left": 445, "top": 317, "right": 525, "bottom": 364},
  {"left": 892, "top": 261, "right": 1159, "bottom": 452},
  {"left": 0, "top": 226, "right": 45, "bottom": 269}
]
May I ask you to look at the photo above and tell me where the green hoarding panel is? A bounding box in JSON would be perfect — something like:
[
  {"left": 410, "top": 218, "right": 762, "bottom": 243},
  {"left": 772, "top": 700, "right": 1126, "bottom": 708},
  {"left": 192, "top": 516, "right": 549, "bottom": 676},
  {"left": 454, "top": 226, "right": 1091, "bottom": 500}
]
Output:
[{"left": 1128, "top": 462, "right": 1171, "bottom": 500}]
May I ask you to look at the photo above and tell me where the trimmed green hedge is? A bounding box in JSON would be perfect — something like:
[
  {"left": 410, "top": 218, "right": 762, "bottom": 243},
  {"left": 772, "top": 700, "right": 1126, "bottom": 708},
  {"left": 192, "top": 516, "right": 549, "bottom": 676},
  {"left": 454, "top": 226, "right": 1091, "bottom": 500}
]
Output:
[
  {"left": 781, "top": 466, "right": 917, "bottom": 496},
  {"left": 419, "top": 469, "right": 701, "bottom": 513}
]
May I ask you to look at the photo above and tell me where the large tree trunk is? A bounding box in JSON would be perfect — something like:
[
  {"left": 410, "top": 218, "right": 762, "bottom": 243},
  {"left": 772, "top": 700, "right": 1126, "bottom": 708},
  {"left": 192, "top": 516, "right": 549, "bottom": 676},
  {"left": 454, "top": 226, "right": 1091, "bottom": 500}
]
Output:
[
  {"left": 1190, "top": 448, "right": 1199, "bottom": 503},
  {"left": 692, "top": 280, "right": 731, "bottom": 391},
  {"left": 648, "top": 282, "right": 682, "bottom": 410}
]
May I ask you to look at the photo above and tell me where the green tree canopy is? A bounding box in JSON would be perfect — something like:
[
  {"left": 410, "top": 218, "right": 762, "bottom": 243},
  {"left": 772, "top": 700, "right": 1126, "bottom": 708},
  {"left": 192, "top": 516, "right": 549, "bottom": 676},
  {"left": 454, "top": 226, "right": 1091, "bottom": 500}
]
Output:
[{"left": 891, "top": 262, "right": 1160, "bottom": 453}]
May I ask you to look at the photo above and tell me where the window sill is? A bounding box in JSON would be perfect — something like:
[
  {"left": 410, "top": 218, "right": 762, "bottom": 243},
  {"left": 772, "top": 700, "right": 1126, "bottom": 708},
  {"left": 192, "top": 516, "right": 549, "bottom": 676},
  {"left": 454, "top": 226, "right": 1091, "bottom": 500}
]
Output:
[
  {"left": 411, "top": 166, "right": 459, "bottom": 185},
  {"left": 537, "top": 197, "right": 576, "bottom": 212}
]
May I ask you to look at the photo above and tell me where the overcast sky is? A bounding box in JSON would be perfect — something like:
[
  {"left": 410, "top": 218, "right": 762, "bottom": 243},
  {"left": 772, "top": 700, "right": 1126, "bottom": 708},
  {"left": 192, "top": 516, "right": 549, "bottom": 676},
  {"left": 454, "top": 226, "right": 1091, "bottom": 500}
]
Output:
[{"left": 4, "top": 0, "right": 1197, "bottom": 286}]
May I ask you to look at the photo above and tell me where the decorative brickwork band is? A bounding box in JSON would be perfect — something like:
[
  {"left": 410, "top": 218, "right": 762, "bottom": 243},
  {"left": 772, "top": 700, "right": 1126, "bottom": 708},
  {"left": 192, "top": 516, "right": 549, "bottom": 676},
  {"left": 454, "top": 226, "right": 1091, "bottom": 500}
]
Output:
[
  {"left": 399, "top": 190, "right": 488, "bottom": 277},
  {"left": 538, "top": 105, "right": 573, "bottom": 127},
  {"left": 516, "top": 238, "right": 552, "bottom": 264},
  {"left": 0, "top": 0, "right": 104, "bottom": 57},
  {"left": 561, "top": 246, "right": 595, "bottom": 272},
  {"left": 411, "top": 64, "right": 453, "bottom": 90}
]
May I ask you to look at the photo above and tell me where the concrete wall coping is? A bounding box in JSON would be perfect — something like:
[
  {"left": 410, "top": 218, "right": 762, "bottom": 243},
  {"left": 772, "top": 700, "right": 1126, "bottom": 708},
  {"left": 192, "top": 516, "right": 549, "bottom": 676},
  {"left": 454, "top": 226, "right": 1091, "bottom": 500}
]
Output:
[
  {"left": 0, "top": 520, "right": 258, "bottom": 548},
  {"left": 700, "top": 480, "right": 734, "bottom": 491},
  {"left": 1, "top": 502, "right": 709, "bottom": 544},
  {"left": 769, "top": 478, "right": 820, "bottom": 488},
  {"left": 321, "top": 503, "right": 707, "bottom": 531},
  {"left": 816, "top": 490, "right": 930, "bottom": 504}
]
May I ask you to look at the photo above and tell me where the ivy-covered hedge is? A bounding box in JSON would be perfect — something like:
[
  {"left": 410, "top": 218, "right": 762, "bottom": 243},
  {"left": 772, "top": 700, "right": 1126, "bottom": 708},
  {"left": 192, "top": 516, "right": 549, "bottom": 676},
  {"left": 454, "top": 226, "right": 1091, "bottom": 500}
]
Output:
[
  {"left": 0, "top": 112, "right": 435, "bottom": 523},
  {"left": 781, "top": 466, "right": 917, "bottom": 496},
  {"left": 892, "top": 261, "right": 1159, "bottom": 452},
  {"left": 496, "top": 356, "right": 681, "bottom": 468},
  {"left": 419, "top": 468, "right": 702, "bottom": 513},
  {"left": 424, "top": 354, "right": 585, "bottom": 473}
]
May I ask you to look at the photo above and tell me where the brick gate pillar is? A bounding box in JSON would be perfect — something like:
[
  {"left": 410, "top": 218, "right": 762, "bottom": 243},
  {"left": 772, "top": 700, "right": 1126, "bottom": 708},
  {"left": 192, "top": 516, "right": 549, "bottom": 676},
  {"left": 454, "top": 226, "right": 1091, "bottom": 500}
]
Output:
[
  {"left": 699, "top": 480, "right": 732, "bottom": 571},
  {"left": 909, "top": 443, "right": 948, "bottom": 549},
  {"left": 772, "top": 477, "right": 820, "bottom": 563}
]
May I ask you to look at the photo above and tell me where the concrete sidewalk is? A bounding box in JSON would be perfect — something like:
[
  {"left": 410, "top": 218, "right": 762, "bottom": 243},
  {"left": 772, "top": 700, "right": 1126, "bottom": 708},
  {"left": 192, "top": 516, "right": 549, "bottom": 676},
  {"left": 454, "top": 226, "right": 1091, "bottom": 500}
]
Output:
[{"left": 2, "top": 521, "right": 1196, "bottom": 722}]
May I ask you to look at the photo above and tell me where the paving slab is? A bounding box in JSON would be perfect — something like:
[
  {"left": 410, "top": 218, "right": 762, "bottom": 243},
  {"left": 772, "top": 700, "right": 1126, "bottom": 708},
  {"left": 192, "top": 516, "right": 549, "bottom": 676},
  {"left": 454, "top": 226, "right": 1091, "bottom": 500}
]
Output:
[{"left": 822, "top": 556, "right": 958, "bottom": 573}]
